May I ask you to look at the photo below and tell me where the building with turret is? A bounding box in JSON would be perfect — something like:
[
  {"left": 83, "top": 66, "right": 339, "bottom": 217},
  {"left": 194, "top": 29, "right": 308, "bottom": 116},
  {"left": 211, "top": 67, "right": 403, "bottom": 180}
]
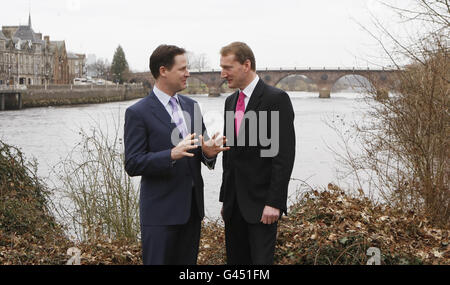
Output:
[{"left": 0, "top": 14, "right": 85, "bottom": 85}]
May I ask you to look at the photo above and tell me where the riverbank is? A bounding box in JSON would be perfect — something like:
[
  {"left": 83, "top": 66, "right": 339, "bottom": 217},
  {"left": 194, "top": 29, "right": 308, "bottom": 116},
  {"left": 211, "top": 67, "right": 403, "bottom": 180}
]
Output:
[
  {"left": 199, "top": 186, "right": 450, "bottom": 265},
  {"left": 1, "top": 84, "right": 148, "bottom": 110},
  {"left": 0, "top": 140, "right": 448, "bottom": 265}
]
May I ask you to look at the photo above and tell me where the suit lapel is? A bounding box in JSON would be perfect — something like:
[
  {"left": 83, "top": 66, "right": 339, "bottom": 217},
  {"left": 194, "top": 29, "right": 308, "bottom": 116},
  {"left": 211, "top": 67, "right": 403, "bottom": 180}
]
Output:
[
  {"left": 229, "top": 90, "right": 239, "bottom": 112},
  {"left": 244, "top": 78, "right": 264, "bottom": 113},
  {"left": 148, "top": 91, "right": 177, "bottom": 132}
]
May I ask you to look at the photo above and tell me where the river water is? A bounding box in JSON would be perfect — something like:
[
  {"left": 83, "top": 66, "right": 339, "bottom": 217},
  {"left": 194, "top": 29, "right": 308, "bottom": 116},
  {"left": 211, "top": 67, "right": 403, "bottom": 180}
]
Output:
[{"left": 0, "top": 91, "right": 370, "bottom": 219}]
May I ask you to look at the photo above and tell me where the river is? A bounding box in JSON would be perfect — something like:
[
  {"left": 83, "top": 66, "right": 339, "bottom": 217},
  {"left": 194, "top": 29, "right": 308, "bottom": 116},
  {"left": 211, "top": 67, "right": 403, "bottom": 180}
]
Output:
[{"left": 0, "top": 91, "right": 370, "bottom": 219}]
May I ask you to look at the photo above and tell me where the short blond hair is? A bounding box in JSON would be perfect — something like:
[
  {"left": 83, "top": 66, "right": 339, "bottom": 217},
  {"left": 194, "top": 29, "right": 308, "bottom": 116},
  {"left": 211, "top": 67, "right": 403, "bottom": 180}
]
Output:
[{"left": 220, "top": 42, "right": 256, "bottom": 71}]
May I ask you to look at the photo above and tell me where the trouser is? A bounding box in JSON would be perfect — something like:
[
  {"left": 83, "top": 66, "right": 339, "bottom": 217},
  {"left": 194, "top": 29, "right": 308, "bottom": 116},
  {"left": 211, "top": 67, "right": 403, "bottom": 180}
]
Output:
[
  {"left": 140, "top": 192, "right": 201, "bottom": 265},
  {"left": 224, "top": 199, "right": 278, "bottom": 265}
]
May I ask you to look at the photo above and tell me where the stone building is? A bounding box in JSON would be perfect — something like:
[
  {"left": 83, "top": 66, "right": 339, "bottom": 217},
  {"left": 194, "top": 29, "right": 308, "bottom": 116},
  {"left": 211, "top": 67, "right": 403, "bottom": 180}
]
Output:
[
  {"left": 48, "top": 39, "right": 69, "bottom": 84},
  {"left": 68, "top": 52, "right": 86, "bottom": 82},
  {"left": 0, "top": 14, "right": 84, "bottom": 85}
]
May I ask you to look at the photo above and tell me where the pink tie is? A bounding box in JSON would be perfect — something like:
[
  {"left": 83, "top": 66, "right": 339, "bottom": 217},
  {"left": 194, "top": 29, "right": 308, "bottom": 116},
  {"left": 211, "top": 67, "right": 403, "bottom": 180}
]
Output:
[{"left": 235, "top": 91, "right": 246, "bottom": 136}]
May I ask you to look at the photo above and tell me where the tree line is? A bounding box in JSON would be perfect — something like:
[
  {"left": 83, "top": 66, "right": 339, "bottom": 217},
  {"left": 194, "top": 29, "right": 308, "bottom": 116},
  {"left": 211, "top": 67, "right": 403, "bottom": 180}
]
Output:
[{"left": 87, "top": 46, "right": 210, "bottom": 85}]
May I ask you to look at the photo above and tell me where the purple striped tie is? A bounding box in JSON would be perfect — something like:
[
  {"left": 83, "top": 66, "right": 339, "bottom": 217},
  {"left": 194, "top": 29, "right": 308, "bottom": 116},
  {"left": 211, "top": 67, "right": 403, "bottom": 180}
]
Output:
[{"left": 169, "top": 97, "right": 188, "bottom": 138}]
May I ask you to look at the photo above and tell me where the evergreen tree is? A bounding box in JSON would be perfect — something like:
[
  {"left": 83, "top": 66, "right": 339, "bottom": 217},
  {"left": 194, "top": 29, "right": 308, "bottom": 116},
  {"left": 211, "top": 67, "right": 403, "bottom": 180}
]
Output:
[{"left": 110, "top": 45, "right": 129, "bottom": 84}]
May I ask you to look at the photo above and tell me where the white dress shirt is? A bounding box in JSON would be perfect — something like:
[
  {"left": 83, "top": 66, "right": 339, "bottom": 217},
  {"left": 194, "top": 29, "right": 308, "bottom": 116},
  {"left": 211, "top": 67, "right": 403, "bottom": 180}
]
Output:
[
  {"left": 239, "top": 75, "right": 260, "bottom": 110},
  {"left": 153, "top": 85, "right": 189, "bottom": 134}
]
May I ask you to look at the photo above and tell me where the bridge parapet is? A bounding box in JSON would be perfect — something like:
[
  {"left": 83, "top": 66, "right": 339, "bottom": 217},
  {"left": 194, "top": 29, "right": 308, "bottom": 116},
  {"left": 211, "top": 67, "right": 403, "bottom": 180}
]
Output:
[
  {"left": 189, "top": 67, "right": 395, "bottom": 73},
  {"left": 130, "top": 67, "right": 398, "bottom": 97}
]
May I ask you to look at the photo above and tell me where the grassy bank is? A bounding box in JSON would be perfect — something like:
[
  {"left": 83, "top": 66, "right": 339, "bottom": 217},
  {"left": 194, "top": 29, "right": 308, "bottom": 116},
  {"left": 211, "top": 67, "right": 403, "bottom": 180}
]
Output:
[{"left": 0, "top": 140, "right": 71, "bottom": 264}]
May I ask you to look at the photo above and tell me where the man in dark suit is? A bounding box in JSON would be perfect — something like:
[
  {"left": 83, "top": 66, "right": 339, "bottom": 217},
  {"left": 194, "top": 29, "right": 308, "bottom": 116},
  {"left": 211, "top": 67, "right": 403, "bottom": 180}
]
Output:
[
  {"left": 219, "top": 42, "right": 296, "bottom": 264},
  {"left": 124, "top": 45, "right": 228, "bottom": 265}
]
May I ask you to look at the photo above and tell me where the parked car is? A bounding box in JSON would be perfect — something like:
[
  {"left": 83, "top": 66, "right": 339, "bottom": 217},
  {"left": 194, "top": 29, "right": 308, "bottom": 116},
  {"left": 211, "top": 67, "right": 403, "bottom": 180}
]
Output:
[
  {"left": 95, "top": 79, "right": 105, "bottom": 85},
  {"left": 73, "top": 78, "right": 87, "bottom": 85}
]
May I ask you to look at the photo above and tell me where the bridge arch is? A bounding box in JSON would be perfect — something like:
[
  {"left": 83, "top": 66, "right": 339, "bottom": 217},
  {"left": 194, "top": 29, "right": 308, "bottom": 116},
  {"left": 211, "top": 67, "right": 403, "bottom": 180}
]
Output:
[
  {"left": 274, "top": 74, "right": 317, "bottom": 92},
  {"left": 219, "top": 79, "right": 235, "bottom": 95},
  {"left": 331, "top": 74, "right": 376, "bottom": 94},
  {"left": 182, "top": 77, "right": 210, "bottom": 95},
  {"left": 272, "top": 73, "right": 315, "bottom": 88}
]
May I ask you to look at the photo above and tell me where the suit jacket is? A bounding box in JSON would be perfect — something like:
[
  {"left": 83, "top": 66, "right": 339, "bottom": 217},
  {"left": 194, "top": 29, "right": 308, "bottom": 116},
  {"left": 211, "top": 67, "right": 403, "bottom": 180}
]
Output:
[
  {"left": 219, "top": 79, "right": 295, "bottom": 224},
  {"left": 124, "top": 91, "right": 214, "bottom": 226}
]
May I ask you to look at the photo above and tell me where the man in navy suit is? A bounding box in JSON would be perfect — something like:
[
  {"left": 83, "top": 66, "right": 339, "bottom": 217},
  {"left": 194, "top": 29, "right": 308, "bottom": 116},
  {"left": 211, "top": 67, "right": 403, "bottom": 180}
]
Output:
[{"left": 124, "top": 45, "right": 229, "bottom": 265}]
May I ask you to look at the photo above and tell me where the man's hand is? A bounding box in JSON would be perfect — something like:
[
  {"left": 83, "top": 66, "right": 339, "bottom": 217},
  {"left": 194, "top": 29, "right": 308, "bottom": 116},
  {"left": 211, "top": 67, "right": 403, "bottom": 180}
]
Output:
[
  {"left": 171, "top": 133, "right": 199, "bottom": 161},
  {"left": 260, "top": 205, "right": 280, "bottom": 224},
  {"left": 199, "top": 132, "right": 230, "bottom": 158}
]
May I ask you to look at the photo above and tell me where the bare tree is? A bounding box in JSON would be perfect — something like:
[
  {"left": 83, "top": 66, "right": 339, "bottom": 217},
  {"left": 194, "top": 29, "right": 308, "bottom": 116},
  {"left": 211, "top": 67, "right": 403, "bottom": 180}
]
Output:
[
  {"left": 186, "top": 51, "right": 210, "bottom": 71},
  {"left": 87, "top": 58, "right": 111, "bottom": 79},
  {"left": 331, "top": 0, "right": 449, "bottom": 227}
]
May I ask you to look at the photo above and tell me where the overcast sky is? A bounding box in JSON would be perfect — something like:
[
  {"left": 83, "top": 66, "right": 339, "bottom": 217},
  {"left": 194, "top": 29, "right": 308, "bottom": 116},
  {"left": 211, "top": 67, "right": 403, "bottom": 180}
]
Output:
[{"left": 3, "top": 0, "right": 417, "bottom": 72}]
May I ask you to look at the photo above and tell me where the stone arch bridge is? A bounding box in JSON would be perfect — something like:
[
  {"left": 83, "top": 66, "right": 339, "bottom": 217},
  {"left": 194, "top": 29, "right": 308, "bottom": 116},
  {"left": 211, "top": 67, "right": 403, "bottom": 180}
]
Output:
[{"left": 132, "top": 68, "right": 397, "bottom": 98}]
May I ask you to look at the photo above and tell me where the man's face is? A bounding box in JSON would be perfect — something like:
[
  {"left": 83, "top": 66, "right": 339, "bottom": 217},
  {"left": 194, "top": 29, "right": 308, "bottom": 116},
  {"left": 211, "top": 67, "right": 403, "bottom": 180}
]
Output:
[
  {"left": 163, "top": 54, "right": 190, "bottom": 93},
  {"left": 220, "top": 54, "right": 248, "bottom": 89}
]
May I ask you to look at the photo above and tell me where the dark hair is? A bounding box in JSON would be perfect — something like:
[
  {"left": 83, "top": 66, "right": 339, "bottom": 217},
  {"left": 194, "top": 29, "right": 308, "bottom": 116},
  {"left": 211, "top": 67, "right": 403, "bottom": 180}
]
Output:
[
  {"left": 220, "top": 42, "right": 256, "bottom": 71},
  {"left": 149, "top": 44, "right": 186, "bottom": 79}
]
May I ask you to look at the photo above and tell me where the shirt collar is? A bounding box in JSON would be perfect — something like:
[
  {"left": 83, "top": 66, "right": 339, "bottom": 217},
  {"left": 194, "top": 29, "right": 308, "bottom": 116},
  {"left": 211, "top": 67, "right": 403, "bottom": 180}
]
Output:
[
  {"left": 153, "top": 85, "right": 179, "bottom": 107},
  {"left": 240, "top": 75, "right": 259, "bottom": 98}
]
